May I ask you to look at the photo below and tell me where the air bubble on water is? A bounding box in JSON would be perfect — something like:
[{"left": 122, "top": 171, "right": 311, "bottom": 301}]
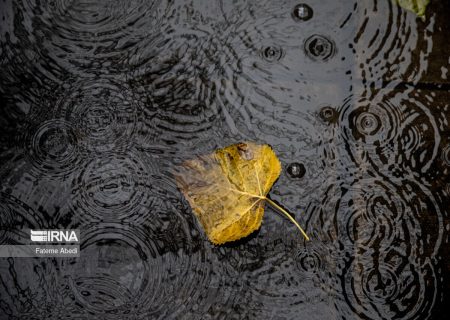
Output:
[
  {"left": 287, "top": 162, "right": 306, "bottom": 178},
  {"left": 304, "top": 35, "right": 336, "bottom": 61},
  {"left": 292, "top": 4, "right": 313, "bottom": 22}
]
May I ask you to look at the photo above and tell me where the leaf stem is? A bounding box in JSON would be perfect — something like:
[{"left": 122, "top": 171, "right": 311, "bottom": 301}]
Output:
[{"left": 265, "top": 198, "right": 310, "bottom": 241}]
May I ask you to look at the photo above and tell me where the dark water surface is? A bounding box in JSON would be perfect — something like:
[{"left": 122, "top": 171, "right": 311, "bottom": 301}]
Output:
[{"left": 1, "top": 0, "right": 449, "bottom": 319}]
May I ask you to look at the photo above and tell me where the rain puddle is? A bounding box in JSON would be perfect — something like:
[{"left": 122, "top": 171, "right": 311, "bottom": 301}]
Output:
[{"left": 0, "top": 0, "right": 449, "bottom": 319}]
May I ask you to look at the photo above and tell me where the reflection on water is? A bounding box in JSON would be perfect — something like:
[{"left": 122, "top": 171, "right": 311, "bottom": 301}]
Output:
[{"left": 0, "top": 0, "right": 449, "bottom": 319}]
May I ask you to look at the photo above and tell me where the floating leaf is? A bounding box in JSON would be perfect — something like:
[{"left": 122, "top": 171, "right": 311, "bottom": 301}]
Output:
[
  {"left": 395, "top": 0, "right": 430, "bottom": 18},
  {"left": 175, "top": 142, "right": 309, "bottom": 245}
]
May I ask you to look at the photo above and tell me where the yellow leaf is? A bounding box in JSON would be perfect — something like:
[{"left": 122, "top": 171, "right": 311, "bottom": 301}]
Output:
[
  {"left": 175, "top": 142, "right": 309, "bottom": 245},
  {"left": 395, "top": 0, "right": 430, "bottom": 18}
]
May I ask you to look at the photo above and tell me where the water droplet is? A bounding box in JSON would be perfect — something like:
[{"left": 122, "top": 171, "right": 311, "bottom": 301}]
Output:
[
  {"left": 260, "top": 45, "right": 284, "bottom": 63},
  {"left": 304, "top": 35, "right": 336, "bottom": 61},
  {"left": 292, "top": 4, "right": 313, "bottom": 22},
  {"left": 287, "top": 162, "right": 306, "bottom": 178},
  {"left": 319, "top": 106, "right": 338, "bottom": 123}
]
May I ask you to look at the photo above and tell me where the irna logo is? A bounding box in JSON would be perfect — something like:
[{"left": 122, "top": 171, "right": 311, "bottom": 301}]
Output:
[{"left": 30, "top": 230, "right": 79, "bottom": 242}]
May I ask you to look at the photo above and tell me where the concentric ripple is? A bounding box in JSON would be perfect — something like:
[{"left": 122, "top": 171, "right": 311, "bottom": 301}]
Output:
[
  {"left": 66, "top": 148, "right": 242, "bottom": 317},
  {"left": 12, "top": 0, "right": 167, "bottom": 77},
  {"left": 219, "top": 233, "right": 331, "bottom": 319},
  {"left": 23, "top": 119, "right": 83, "bottom": 178},
  {"left": 203, "top": 0, "right": 353, "bottom": 141},
  {"left": 260, "top": 44, "right": 285, "bottom": 63},
  {"left": 57, "top": 223, "right": 165, "bottom": 316},
  {"left": 141, "top": 75, "right": 221, "bottom": 142},
  {"left": 69, "top": 151, "right": 167, "bottom": 224},
  {"left": 347, "top": 0, "right": 435, "bottom": 86},
  {"left": 56, "top": 220, "right": 240, "bottom": 319},
  {"left": 308, "top": 176, "right": 443, "bottom": 320},
  {"left": 126, "top": 36, "right": 229, "bottom": 155},
  {"left": 55, "top": 79, "right": 139, "bottom": 153},
  {"left": 296, "top": 244, "right": 323, "bottom": 275},
  {"left": 318, "top": 177, "right": 442, "bottom": 256},
  {"left": 340, "top": 95, "right": 400, "bottom": 151},
  {"left": 338, "top": 181, "right": 406, "bottom": 248},
  {"left": 211, "top": 0, "right": 434, "bottom": 141},
  {"left": 355, "top": 111, "right": 381, "bottom": 136},
  {"left": 338, "top": 92, "right": 440, "bottom": 175},
  {"left": 339, "top": 254, "right": 438, "bottom": 320}
]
